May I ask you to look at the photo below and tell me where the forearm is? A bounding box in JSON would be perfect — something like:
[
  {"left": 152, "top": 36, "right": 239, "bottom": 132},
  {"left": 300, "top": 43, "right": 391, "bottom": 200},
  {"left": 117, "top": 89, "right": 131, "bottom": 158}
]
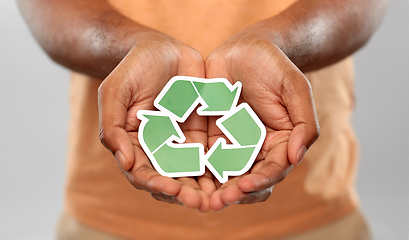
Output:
[
  {"left": 237, "top": 0, "right": 388, "bottom": 72},
  {"left": 17, "top": 0, "right": 160, "bottom": 79}
]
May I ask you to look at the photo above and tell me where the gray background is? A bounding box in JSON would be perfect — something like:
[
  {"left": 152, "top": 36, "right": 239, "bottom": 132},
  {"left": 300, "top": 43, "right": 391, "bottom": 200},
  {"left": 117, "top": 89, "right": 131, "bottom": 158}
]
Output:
[{"left": 0, "top": 1, "right": 408, "bottom": 239}]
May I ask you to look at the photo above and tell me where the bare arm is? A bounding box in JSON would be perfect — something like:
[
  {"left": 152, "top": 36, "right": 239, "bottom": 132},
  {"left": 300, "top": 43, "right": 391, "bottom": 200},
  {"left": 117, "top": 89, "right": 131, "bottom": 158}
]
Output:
[
  {"left": 17, "top": 0, "right": 163, "bottom": 79},
  {"left": 17, "top": 0, "right": 388, "bottom": 81},
  {"left": 206, "top": 0, "right": 388, "bottom": 210},
  {"left": 218, "top": 0, "right": 389, "bottom": 72},
  {"left": 18, "top": 0, "right": 216, "bottom": 211}
]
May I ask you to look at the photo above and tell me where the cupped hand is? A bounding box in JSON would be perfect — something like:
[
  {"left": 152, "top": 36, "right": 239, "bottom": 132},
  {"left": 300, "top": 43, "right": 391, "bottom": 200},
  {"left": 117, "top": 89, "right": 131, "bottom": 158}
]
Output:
[
  {"left": 205, "top": 35, "right": 320, "bottom": 211},
  {"left": 98, "top": 33, "right": 215, "bottom": 212}
]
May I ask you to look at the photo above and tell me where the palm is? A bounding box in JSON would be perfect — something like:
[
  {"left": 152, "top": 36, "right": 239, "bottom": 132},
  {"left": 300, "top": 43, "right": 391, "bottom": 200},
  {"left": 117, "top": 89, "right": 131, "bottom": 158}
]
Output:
[
  {"left": 206, "top": 38, "right": 319, "bottom": 210},
  {"left": 98, "top": 39, "right": 215, "bottom": 212}
]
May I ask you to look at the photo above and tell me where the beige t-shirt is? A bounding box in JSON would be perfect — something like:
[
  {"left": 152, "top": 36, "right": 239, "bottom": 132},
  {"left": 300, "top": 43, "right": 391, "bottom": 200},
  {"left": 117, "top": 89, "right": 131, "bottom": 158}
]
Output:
[{"left": 65, "top": 1, "right": 359, "bottom": 239}]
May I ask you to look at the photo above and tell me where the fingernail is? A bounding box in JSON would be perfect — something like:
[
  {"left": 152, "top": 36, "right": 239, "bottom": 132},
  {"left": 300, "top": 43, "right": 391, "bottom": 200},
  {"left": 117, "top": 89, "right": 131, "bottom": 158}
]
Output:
[
  {"left": 296, "top": 145, "right": 307, "bottom": 165},
  {"left": 114, "top": 151, "right": 125, "bottom": 170}
]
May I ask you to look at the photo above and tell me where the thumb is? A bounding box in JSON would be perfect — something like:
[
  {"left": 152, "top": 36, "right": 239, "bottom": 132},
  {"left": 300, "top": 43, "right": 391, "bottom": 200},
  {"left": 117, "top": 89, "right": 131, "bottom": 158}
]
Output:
[
  {"left": 288, "top": 122, "right": 320, "bottom": 166},
  {"left": 98, "top": 76, "right": 135, "bottom": 172},
  {"left": 99, "top": 125, "right": 135, "bottom": 172},
  {"left": 284, "top": 75, "right": 320, "bottom": 166}
]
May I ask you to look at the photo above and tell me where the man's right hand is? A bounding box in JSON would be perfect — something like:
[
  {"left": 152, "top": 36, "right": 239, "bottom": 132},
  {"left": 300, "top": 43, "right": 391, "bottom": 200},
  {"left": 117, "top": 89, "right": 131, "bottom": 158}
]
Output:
[{"left": 98, "top": 33, "right": 215, "bottom": 212}]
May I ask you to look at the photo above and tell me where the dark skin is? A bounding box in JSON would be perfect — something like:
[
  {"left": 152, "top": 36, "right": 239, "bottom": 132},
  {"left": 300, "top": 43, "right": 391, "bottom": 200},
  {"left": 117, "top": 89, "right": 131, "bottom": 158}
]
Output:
[{"left": 18, "top": 0, "right": 388, "bottom": 212}]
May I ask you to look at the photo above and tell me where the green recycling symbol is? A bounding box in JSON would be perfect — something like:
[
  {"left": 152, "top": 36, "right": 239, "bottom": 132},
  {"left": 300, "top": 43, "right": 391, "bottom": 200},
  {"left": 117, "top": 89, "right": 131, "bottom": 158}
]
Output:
[{"left": 137, "top": 76, "right": 266, "bottom": 183}]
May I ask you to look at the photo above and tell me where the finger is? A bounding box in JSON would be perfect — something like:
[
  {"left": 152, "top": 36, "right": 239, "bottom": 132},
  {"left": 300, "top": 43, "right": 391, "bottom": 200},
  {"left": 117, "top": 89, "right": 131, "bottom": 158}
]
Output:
[
  {"left": 221, "top": 184, "right": 274, "bottom": 205},
  {"left": 282, "top": 73, "right": 320, "bottom": 166},
  {"left": 238, "top": 141, "right": 293, "bottom": 193},
  {"left": 175, "top": 177, "right": 202, "bottom": 207},
  {"left": 197, "top": 169, "right": 217, "bottom": 197},
  {"left": 209, "top": 177, "right": 241, "bottom": 211},
  {"left": 177, "top": 46, "right": 206, "bottom": 78},
  {"left": 238, "top": 161, "right": 292, "bottom": 193},
  {"left": 125, "top": 149, "right": 182, "bottom": 196},
  {"left": 126, "top": 168, "right": 182, "bottom": 195},
  {"left": 149, "top": 179, "right": 207, "bottom": 212},
  {"left": 212, "top": 159, "right": 289, "bottom": 210},
  {"left": 150, "top": 186, "right": 209, "bottom": 213},
  {"left": 178, "top": 186, "right": 210, "bottom": 212},
  {"left": 174, "top": 177, "right": 211, "bottom": 212},
  {"left": 236, "top": 186, "right": 274, "bottom": 204},
  {"left": 205, "top": 50, "right": 231, "bottom": 80},
  {"left": 210, "top": 178, "right": 274, "bottom": 211},
  {"left": 218, "top": 177, "right": 244, "bottom": 204},
  {"left": 196, "top": 190, "right": 211, "bottom": 212},
  {"left": 150, "top": 192, "right": 181, "bottom": 205},
  {"left": 209, "top": 190, "right": 227, "bottom": 212},
  {"left": 209, "top": 188, "right": 228, "bottom": 211}
]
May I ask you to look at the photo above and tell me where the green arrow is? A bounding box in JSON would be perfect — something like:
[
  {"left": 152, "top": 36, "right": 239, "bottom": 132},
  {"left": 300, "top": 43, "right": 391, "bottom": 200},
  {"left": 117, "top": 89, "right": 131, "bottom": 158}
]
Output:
[
  {"left": 153, "top": 143, "right": 202, "bottom": 174},
  {"left": 138, "top": 112, "right": 182, "bottom": 153},
  {"left": 206, "top": 103, "right": 266, "bottom": 183},
  {"left": 137, "top": 109, "right": 205, "bottom": 177},
  {"left": 156, "top": 79, "right": 199, "bottom": 120},
  {"left": 139, "top": 77, "right": 266, "bottom": 182},
  {"left": 193, "top": 81, "right": 240, "bottom": 112},
  {"left": 219, "top": 105, "right": 262, "bottom": 146},
  {"left": 207, "top": 139, "right": 255, "bottom": 183}
]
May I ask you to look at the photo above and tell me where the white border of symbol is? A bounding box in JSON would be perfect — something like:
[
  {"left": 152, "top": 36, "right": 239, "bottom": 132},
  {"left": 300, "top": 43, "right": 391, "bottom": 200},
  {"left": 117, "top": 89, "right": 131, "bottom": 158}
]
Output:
[{"left": 137, "top": 76, "right": 266, "bottom": 183}]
